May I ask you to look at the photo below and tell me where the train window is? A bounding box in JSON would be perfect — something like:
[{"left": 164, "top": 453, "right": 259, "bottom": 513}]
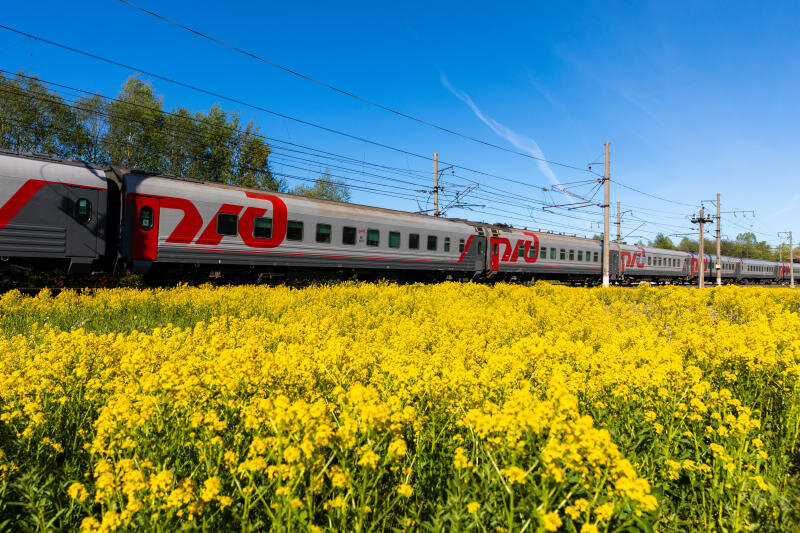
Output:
[
  {"left": 518, "top": 243, "right": 525, "bottom": 258},
  {"left": 552, "top": 248, "right": 557, "bottom": 260},
  {"left": 287, "top": 220, "right": 304, "bottom": 241},
  {"left": 75, "top": 198, "right": 92, "bottom": 225},
  {"left": 367, "top": 229, "right": 379, "bottom": 246},
  {"left": 593, "top": 252, "right": 599, "bottom": 262},
  {"left": 647, "top": 256, "right": 651, "bottom": 266},
  {"left": 316, "top": 223, "right": 332, "bottom": 243},
  {"left": 560, "top": 249, "right": 566, "bottom": 261},
  {"left": 217, "top": 213, "right": 238, "bottom": 236},
  {"left": 569, "top": 250, "right": 575, "bottom": 261},
  {"left": 529, "top": 245, "right": 537, "bottom": 259},
  {"left": 138, "top": 206, "right": 153, "bottom": 230},
  {"left": 459, "top": 239, "right": 465, "bottom": 253},
  {"left": 253, "top": 217, "right": 272, "bottom": 238},
  {"left": 427, "top": 235, "right": 438, "bottom": 251},
  {"left": 540, "top": 246, "right": 547, "bottom": 259},
  {"left": 389, "top": 231, "right": 401, "bottom": 248},
  {"left": 478, "top": 241, "right": 484, "bottom": 254},
  {"left": 586, "top": 251, "right": 592, "bottom": 262},
  {"left": 577, "top": 250, "right": 583, "bottom": 261},
  {"left": 342, "top": 226, "right": 356, "bottom": 245},
  {"left": 409, "top": 233, "right": 420, "bottom": 249},
  {"left": 444, "top": 237, "right": 451, "bottom": 252}
]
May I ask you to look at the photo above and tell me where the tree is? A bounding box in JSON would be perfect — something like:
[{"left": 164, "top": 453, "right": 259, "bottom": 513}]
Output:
[
  {"left": 161, "top": 107, "right": 195, "bottom": 178},
  {"left": 678, "top": 237, "right": 697, "bottom": 252},
  {"left": 103, "top": 76, "right": 165, "bottom": 171},
  {"left": 292, "top": 169, "right": 351, "bottom": 202},
  {"left": 73, "top": 94, "right": 106, "bottom": 164},
  {"left": 232, "top": 121, "right": 284, "bottom": 191},
  {"left": 0, "top": 71, "right": 282, "bottom": 192},
  {"left": 0, "top": 71, "right": 83, "bottom": 159},
  {"left": 650, "top": 233, "right": 675, "bottom": 250}
]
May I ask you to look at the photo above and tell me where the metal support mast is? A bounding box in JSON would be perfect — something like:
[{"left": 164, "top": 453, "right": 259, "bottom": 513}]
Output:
[
  {"left": 602, "top": 141, "right": 610, "bottom": 287},
  {"left": 716, "top": 193, "right": 722, "bottom": 286},
  {"left": 616, "top": 201, "right": 621, "bottom": 244},
  {"left": 779, "top": 231, "right": 795, "bottom": 288},
  {"left": 692, "top": 208, "right": 713, "bottom": 289},
  {"left": 433, "top": 152, "right": 439, "bottom": 217}
]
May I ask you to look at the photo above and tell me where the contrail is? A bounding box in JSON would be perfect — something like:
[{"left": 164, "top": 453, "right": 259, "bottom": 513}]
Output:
[{"left": 441, "top": 74, "right": 561, "bottom": 186}]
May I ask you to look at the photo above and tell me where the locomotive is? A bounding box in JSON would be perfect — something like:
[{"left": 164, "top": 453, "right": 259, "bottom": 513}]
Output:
[{"left": 1, "top": 149, "right": 797, "bottom": 287}]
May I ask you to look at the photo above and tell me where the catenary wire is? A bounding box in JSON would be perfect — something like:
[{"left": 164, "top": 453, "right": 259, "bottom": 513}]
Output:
[{"left": 117, "top": 0, "right": 595, "bottom": 173}]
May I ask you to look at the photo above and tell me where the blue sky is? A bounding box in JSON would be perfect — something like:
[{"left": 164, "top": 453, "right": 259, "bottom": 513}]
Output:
[{"left": 2, "top": 1, "right": 798, "bottom": 246}]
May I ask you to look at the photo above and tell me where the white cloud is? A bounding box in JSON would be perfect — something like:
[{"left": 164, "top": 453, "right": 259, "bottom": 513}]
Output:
[{"left": 440, "top": 73, "right": 560, "bottom": 186}]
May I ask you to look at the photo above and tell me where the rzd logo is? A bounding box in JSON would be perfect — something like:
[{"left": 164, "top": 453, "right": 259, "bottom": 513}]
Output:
[
  {"left": 131, "top": 191, "right": 288, "bottom": 248},
  {"left": 489, "top": 232, "right": 540, "bottom": 271}
]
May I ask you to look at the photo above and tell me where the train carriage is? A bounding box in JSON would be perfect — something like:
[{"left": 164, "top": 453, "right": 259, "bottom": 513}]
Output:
[
  {"left": 0, "top": 151, "right": 111, "bottom": 282},
  {"left": 619, "top": 245, "right": 689, "bottom": 283},
  {"left": 480, "top": 225, "right": 602, "bottom": 282},
  {"left": 121, "top": 172, "right": 485, "bottom": 281},
  {"left": 740, "top": 258, "right": 780, "bottom": 283}
]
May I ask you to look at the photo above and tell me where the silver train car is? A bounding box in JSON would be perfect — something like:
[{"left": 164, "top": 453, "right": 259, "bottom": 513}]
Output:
[{"left": 0, "top": 149, "right": 797, "bottom": 286}]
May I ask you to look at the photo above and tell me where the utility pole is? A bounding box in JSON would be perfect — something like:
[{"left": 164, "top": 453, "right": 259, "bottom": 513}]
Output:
[
  {"left": 716, "top": 192, "right": 721, "bottom": 286},
  {"left": 602, "top": 141, "right": 610, "bottom": 287},
  {"left": 779, "top": 231, "right": 795, "bottom": 288},
  {"left": 433, "top": 152, "right": 439, "bottom": 217},
  {"left": 616, "top": 201, "right": 621, "bottom": 244},
  {"left": 692, "top": 208, "right": 713, "bottom": 289}
]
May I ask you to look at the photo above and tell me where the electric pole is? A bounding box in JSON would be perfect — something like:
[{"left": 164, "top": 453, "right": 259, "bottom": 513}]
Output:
[
  {"left": 616, "top": 201, "right": 621, "bottom": 244},
  {"left": 716, "top": 193, "right": 721, "bottom": 286},
  {"left": 779, "top": 231, "right": 795, "bottom": 288},
  {"left": 692, "top": 208, "right": 713, "bottom": 289},
  {"left": 602, "top": 141, "right": 610, "bottom": 287},
  {"left": 433, "top": 152, "right": 439, "bottom": 217}
]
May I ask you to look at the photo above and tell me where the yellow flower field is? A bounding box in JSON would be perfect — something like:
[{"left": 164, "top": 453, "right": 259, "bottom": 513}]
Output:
[{"left": 0, "top": 282, "right": 799, "bottom": 531}]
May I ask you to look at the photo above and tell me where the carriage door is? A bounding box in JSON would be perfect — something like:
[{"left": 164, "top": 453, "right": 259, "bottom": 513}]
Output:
[
  {"left": 65, "top": 187, "right": 100, "bottom": 259},
  {"left": 610, "top": 250, "right": 621, "bottom": 279},
  {"left": 131, "top": 195, "right": 160, "bottom": 261},
  {"left": 489, "top": 239, "right": 501, "bottom": 271}
]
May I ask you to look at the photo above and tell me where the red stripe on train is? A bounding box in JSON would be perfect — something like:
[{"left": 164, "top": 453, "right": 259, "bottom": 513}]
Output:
[{"left": 0, "top": 179, "right": 106, "bottom": 230}]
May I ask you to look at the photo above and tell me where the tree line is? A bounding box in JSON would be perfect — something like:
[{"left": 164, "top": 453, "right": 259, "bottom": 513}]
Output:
[
  {"left": 0, "top": 71, "right": 349, "bottom": 201},
  {"left": 648, "top": 232, "right": 798, "bottom": 262}
]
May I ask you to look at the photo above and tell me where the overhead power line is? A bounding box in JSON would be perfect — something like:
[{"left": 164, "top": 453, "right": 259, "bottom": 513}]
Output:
[
  {"left": 0, "top": 68, "right": 566, "bottom": 196},
  {"left": 610, "top": 178, "right": 696, "bottom": 207},
  {"left": 117, "top": 0, "right": 592, "bottom": 172},
  {"left": 0, "top": 69, "right": 636, "bottom": 234},
  {"left": 0, "top": 27, "right": 568, "bottom": 195}
]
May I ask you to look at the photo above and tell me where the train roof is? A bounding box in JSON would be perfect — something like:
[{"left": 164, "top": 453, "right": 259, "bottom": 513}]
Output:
[
  {"left": 0, "top": 148, "right": 107, "bottom": 172},
  {"left": 0, "top": 149, "right": 108, "bottom": 187},
  {"left": 0, "top": 149, "right": 467, "bottom": 227}
]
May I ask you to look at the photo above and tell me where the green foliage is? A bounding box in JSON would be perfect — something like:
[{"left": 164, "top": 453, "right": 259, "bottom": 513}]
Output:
[
  {"left": 651, "top": 233, "right": 675, "bottom": 250},
  {"left": 292, "top": 169, "right": 351, "bottom": 202},
  {"left": 653, "top": 232, "right": 790, "bottom": 262},
  {"left": 0, "top": 71, "right": 282, "bottom": 192},
  {"left": 0, "top": 72, "right": 85, "bottom": 159}
]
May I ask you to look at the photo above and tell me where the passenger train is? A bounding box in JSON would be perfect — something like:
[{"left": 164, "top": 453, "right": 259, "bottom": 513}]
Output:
[{"left": 0, "top": 149, "right": 797, "bottom": 287}]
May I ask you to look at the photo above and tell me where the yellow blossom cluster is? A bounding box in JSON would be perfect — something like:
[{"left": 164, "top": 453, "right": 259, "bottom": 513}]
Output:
[{"left": 0, "top": 282, "right": 798, "bottom": 531}]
